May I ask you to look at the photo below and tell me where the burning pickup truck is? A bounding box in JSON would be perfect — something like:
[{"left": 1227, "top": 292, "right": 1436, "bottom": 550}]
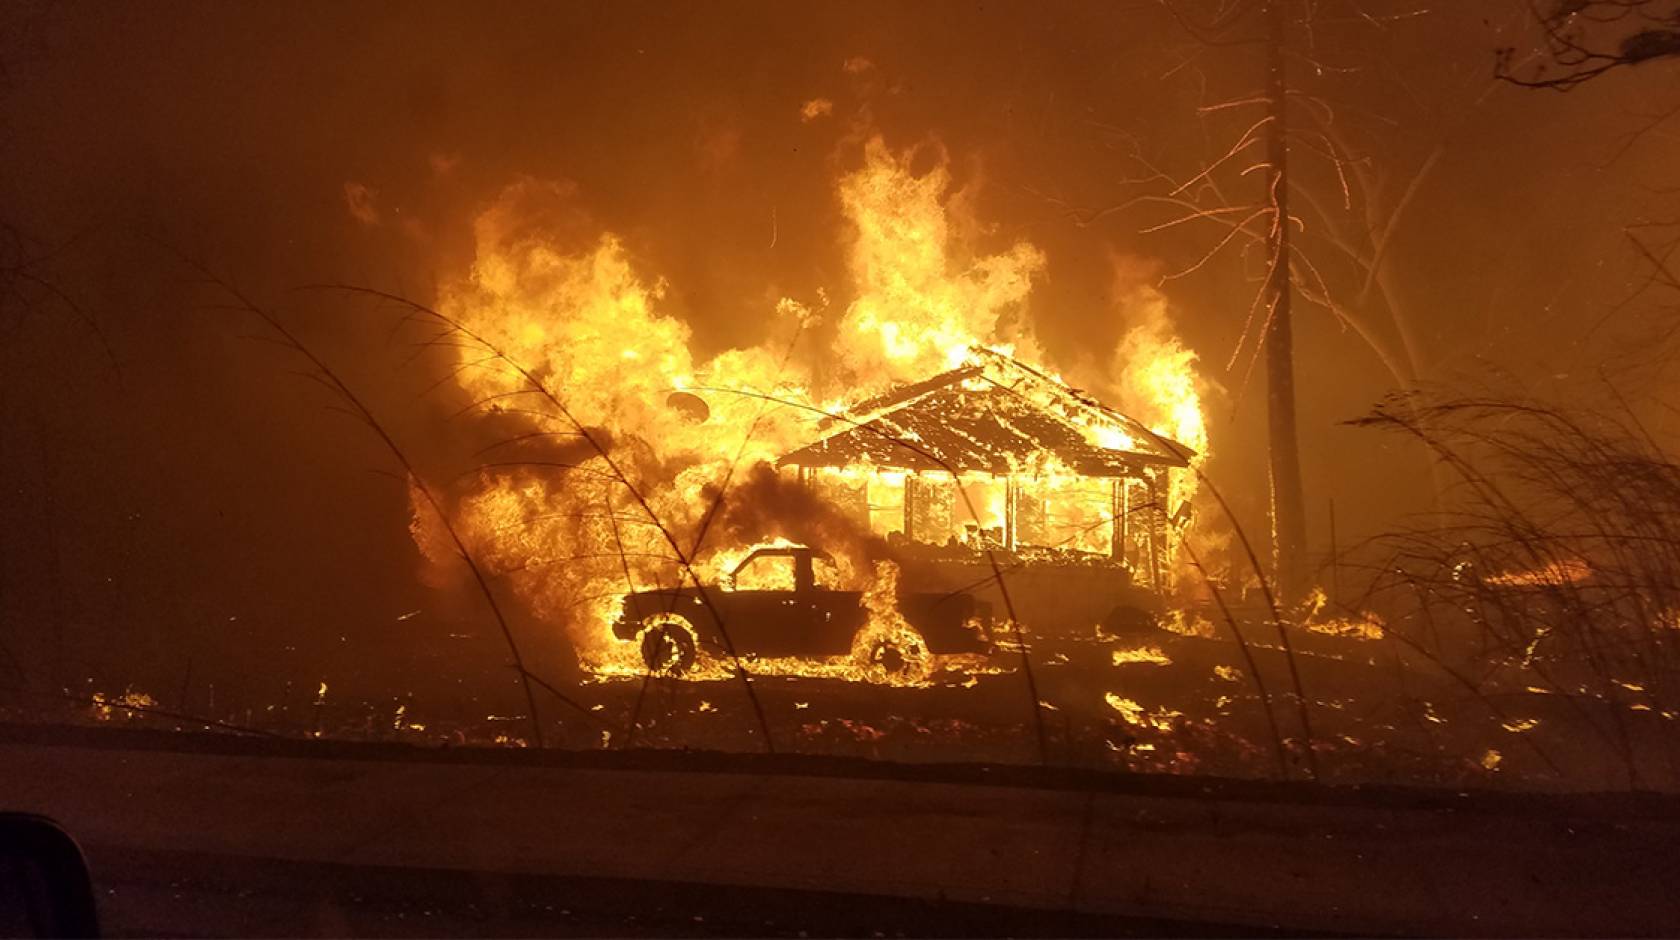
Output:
[{"left": 612, "top": 544, "right": 994, "bottom": 680}]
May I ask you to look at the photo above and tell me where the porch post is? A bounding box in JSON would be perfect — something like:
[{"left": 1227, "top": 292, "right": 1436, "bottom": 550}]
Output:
[
  {"left": 903, "top": 473, "right": 918, "bottom": 543},
  {"left": 1110, "top": 477, "right": 1123, "bottom": 562},
  {"left": 1004, "top": 476, "right": 1018, "bottom": 551}
]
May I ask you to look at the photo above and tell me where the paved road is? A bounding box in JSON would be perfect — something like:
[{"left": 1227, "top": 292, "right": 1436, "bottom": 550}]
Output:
[{"left": 3, "top": 731, "right": 1678, "bottom": 936}]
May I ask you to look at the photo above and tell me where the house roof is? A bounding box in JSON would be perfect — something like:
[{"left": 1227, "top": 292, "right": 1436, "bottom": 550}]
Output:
[{"left": 777, "top": 349, "right": 1192, "bottom": 478}]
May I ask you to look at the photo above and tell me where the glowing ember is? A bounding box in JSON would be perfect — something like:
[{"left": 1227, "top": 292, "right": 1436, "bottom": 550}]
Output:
[
  {"left": 1301, "top": 587, "right": 1386, "bottom": 641},
  {"left": 1112, "top": 645, "right": 1172, "bottom": 666},
  {"left": 88, "top": 689, "right": 158, "bottom": 722},
  {"left": 1483, "top": 558, "right": 1593, "bottom": 587},
  {"left": 1105, "top": 693, "right": 1183, "bottom": 731}
]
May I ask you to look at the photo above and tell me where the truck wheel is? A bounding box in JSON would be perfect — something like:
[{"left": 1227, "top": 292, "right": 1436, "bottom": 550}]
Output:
[
  {"left": 638, "top": 615, "right": 699, "bottom": 677},
  {"left": 873, "top": 641, "right": 908, "bottom": 676},
  {"left": 864, "top": 635, "right": 930, "bottom": 684}
]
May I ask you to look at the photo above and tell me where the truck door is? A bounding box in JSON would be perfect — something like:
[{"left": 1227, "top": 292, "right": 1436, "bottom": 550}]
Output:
[{"left": 728, "top": 551, "right": 822, "bottom": 657}]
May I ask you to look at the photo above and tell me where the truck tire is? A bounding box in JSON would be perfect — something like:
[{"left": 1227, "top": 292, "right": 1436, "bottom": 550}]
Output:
[
  {"left": 638, "top": 615, "right": 699, "bottom": 677},
  {"left": 863, "top": 634, "right": 931, "bottom": 684}
]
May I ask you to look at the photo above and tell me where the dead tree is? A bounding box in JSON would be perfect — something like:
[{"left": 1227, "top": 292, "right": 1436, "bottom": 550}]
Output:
[
  {"left": 1260, "top": 0, "right": 1309, "bottom": 603},
  {"left": 1040, "top": 2, "right": 1534, "bottom": 595},
  {"left": 1137, "top": 0, "right": 1322, "bottom": 600},
  {"left": 1072, "top": 0, "right": 1313, "bottom": 600}
]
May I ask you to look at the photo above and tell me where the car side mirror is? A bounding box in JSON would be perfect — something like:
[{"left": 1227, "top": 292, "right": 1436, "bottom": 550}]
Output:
[{"left": 0, "top": 814, "right": 99, "bottom": 938}]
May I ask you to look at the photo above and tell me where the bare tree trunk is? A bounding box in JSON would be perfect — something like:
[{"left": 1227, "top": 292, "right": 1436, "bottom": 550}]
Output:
[{"left": 1265, "top": 0, "right": 1308, "bottom": 602}]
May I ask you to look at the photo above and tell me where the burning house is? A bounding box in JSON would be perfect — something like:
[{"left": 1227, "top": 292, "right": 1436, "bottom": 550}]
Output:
[{"left": 778, "top": 348, "right": 1194, "bottom": 638}]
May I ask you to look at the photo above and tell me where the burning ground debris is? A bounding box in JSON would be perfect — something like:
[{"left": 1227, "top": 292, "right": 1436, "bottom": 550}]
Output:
[
  {"left": 87, "top": 688, "right": 160, "bottom": 722},
  {"left": 43, "top": 578, "right": 1671, "bottom": 789}
]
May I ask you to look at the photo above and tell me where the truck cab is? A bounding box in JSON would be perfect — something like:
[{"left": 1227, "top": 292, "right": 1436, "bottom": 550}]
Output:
[
  {"left": 713, "top": 546, "right": 865, "bottom": 659},
  {"left": 610, "top": 543, "right": 993, "bottom": 678}
]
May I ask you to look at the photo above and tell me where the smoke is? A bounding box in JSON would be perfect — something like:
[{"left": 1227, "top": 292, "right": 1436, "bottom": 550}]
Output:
[{"left": 701, "top": 462, "right": 877, "bottom": 580}]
